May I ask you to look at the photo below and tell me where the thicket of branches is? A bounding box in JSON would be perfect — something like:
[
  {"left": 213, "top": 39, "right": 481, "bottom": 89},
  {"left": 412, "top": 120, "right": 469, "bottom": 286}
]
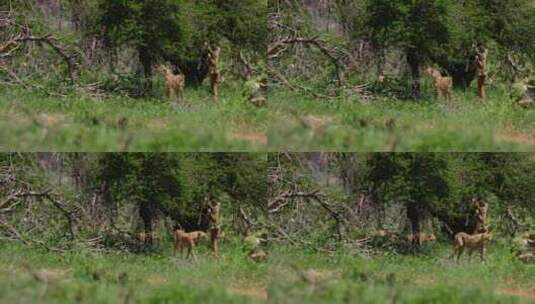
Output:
[
  {"left": 0, "top": 153, "right": 267, "bottom": 252},
  {"left": 268, "top": 153, "right": 535, "bottom": 253}
]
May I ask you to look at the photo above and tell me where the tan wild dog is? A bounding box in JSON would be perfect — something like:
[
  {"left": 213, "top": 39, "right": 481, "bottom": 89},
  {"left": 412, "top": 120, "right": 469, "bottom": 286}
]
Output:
[
  {"left": 207, "top": 46, "right": 222, "bottom": 103},
  {"left": 134, "top": 232, "right": 160, "bottom": 246},
  {"left": 372, "top": 229, "right": 400, "bottom": 242},
  {"left": 173, "top": 229, "right": 208, "bottom": 260},
  {"left": 407, "top": 233, "right": 437, "bottom": 245},
  {"left": 157, "top": 64, "right": 185, "bottom": 103},
  {"left": 249, "top": 249, "right": 267, "bottom": 263},
  {"left": 471, "top": 197, "right": 488, "bottom": 233},
  {"left": 208, "top": 199, "right": 221, "bottom": 257},
  {"left": 425, "top": 66, "right": 453, "bottom": 101},
  {"left": 451, "top": 229, "right": 492, "bottom": 262},
  {"left": 134, "top": 232, "right": 148, "bottom": 245},
  {"left": 473, "top": 44, "right": 488, "bottom": 99}
]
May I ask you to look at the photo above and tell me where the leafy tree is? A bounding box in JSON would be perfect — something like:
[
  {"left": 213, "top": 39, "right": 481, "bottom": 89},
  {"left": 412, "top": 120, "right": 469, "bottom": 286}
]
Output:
[
  {"left": 94, "top": 153, "right": 266, "bottom": 233},
  {"left": 365, "top": 0, "right": 451, "bottom": 98},
  {"left": 95, "top": 153, "right": 182, "bottom": 233},
  {"left": 364, "top": 0, "right": 535, "bottom": 96},
  {"left": 169, "top": 0, "right": 267, "bottom": 85},
  {"left": 363, "top": 154, "right": 449, "bottom": 246},
  {"left": 98, "top": 0, "right": 183, "bottom": 91},
  {"left": 362, "top": 153, "right": 535, "bottom": 237}
]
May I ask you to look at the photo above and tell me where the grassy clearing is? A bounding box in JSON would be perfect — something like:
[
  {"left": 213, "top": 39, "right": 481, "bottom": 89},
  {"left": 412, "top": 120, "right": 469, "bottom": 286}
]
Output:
[
  {"left": 269, "top": 243, "right": 535, "bottom": 304},
  {"left": 2, "top": 84, "right": 533, "bottom": 151},
  {"left": 0, "top": 241, "right": 267, "bottom": 304},
  {"left": 0, "top": 85, "right": 268, "bottom": 152},
  {"left": 1, "top": 241, "right": 533, "bottom": 303},
  {"left": 269, "top": 87, "right": 535, "bottom": 151}
]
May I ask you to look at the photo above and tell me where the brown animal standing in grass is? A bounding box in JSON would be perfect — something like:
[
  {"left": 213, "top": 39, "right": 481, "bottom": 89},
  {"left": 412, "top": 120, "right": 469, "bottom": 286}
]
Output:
[
  {"left": 473, "top": 44, "right": 488, "bottom": 100},
  {"left": 472, "top": 197, "right": 488, "bottom": 233},
  {"left": 134, "top": 232, "right": 160, "bottom": 247},
  {"left": 134, "top": 232, "right": 147, "bottom": 244},
  {"left": 207, "top": 46, "right": 222, "bottom": 103},
  {"left": 425, "top": 66, "right": 453, "bottom": 101},
  {"left": 407, "top": 233, "right": 437, "bottom": 245},
  {"left": 157, "top": 64, "right": 185, "bottom": 103},
  {"left": 373, "top": 229, "right": 399, "bottom": 241},
  {"left": 134, "top": 232, "right": 151, "bottom": 245},
  {"left": 173, "top": 229, "right": 208, "bottom": 260},
  {"left": 249, "top": 249, "right": 267, "bottom": 263},
  {"left": 208, "top": 199, "right": 221, "bottom": 257},
  {"left": 451, "top": 229, "right": 492, "bottom": 262}
]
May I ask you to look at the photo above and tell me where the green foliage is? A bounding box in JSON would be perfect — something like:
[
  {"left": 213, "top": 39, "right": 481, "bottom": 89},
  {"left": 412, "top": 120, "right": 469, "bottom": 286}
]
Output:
[
  {"left": 366, "top": 0, "right": 451, "bottom": 54},
  {"left": 360, "top": 153, "right": 535, "bottom": 232},
  {"left": 99, "top": 0, "right": 182, "bottom": 50},
  {"left": 99, "top": 73, "right": 153, "bottom": 98},
  {"left": 471, "top": 0, "right": 535, "bottom": 59},
  {"left": 96, "top": 153, "right": 182, "bottom": 206},
  {"left": 187, "top": 0, "right": 267, "bottom": 50},
  {"left": 98, "top": 0, "right": 183, "bottom": 85},
  {"left": 270, "top": 152, "right": 535, "bottom": 246},
  {"left": 359, "top": 0, "right": 535, "bottom": 87},
  {"left": 96, "top": 0, "right": 265, "bottom": 68},
  {"left": 369, "top": 76, "right": 413, "bottom": 100},
  {"left": 93, "top": 153, "right": 266, "bottom": 230}
]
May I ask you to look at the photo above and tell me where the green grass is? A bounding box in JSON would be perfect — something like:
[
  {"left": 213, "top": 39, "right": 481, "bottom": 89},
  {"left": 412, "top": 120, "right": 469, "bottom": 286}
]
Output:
[
  {"left": 0, "top": 241, "right": 268, "bottom": 304},
  {"left": 269, "top": 243, "right": 535, "bottom": 304},
  {"left": 0, "top": 84, "right": 268, "bottom": 151},
  {"left": 2, "top": 84, "right": 534, "bottom": 151},
  {"left": 3, "top": 241, "right": 532, "bottom": 303},
  {"left": 269, "top": 87, "right": 535, "bottom": 151}
]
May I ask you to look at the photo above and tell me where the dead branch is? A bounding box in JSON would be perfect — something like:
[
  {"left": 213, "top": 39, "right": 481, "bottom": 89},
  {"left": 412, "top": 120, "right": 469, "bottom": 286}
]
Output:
[
  {"left": 268, "top": 190, "right": 321, "bottom": 213},
  {"left": 504, "top": 207, "right": 528, "bottom": 236},
  {"left": 268, "top": 35, "right": 351, "bottom": 87},
  {"left": 267, "top": 66, "right": 336, "bottom": 100},
  {"left": 269, "top": 189, "right": 348, "bottom": 241},
  {"left": 0, "top": 189, "right": 76, "bottom": 239},
  {"left": 239, "top": 207, "right": 254, "bottom": 235},
  {"left": 312, "top": 198, "right": 346, "bottom": 241},
  {"left": 43, "top": 192, "right": 76, "bottom": 240},
  {"left": 0, "top": 218, "right": 64, "bottom": 253},
  {"left": 1, "top": 28, "right": 78, "bottom": 84},
  {"left": 0, "top": 63, "right": 67, "bottom": 96},
  {"left": 237, "top": 51, "right": 256, "bottom": 81},
  {"left": 0, "top": 189, "right": 50, "bottom": 211},
  {"left": 269, "top": 224, "right": 330, "bottom": 253}
]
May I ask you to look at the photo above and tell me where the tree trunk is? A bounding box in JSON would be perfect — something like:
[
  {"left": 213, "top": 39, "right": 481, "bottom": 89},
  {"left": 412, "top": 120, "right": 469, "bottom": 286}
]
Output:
[
  {"left": 138, "top": 46, "right": 153, "bottom": 92},
  {"left": 139, "top": 200, "right": 153, "bottom": 236},
  {"left": 179, "top": 60, "right": 209, "bottom": 87},
  {"left": 406, "top": 202, "right": 421, "bottom": 249},
  {"left": 427, "top": 207, "right": 469, "bottom": 237},
  {"left": 448, "top": 64, "right": 476, "bottom": 89},
  {"left": 406, "top": 48, "right": 421, "bottom": 99}
]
